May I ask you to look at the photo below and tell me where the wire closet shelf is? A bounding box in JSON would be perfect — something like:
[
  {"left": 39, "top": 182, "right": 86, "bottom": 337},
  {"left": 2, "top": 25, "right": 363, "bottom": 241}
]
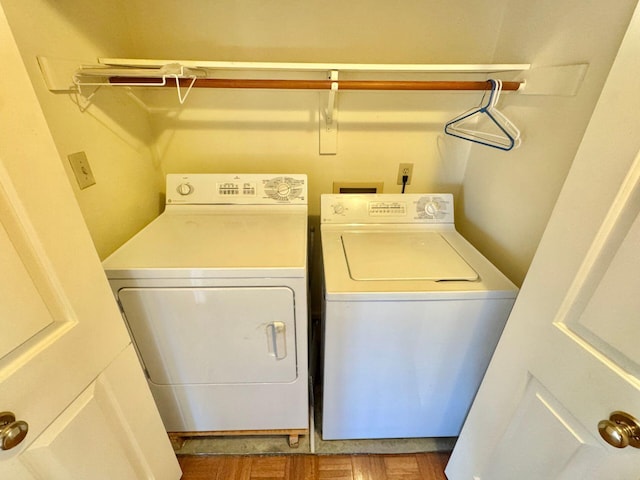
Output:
[{"left": 73, "top": 60, "right": 529, "bottom": 99}]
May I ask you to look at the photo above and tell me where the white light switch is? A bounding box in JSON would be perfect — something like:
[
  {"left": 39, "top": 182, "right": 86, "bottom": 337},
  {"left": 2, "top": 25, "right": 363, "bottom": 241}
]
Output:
[{"left": 68, "top": 151, "right": 96, "bottom": 189}]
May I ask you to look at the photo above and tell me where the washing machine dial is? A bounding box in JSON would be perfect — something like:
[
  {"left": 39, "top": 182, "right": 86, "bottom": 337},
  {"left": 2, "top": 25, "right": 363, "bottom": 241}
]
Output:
[
  {"left": 332, "top": 203, "right": 345, "bottom": 215},
  {"left": 416, "top": 196, "right": 447, "bottom": 220},
  {"left": 276, "top": 182, "right": 291, "bottom": 198},
  {"left": 176, "top": 182, "right": 194, "bottom": 196},
  {"left": 424, "top": 201, "right": 440, "bottom": 216}
]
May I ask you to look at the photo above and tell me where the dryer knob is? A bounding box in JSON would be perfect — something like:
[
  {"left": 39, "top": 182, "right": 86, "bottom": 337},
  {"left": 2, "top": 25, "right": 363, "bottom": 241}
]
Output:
[
  {"left": 177, "top": 183, "right": 194, "bottom": 196},
  {"left": 332, "top": 203, "right": 345, "bottom": 215}
]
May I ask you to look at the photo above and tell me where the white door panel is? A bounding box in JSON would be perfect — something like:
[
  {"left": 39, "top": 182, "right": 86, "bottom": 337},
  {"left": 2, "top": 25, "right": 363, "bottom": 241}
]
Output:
[
  {"left": 21, "top": 346, "right": 179, "bottom": 480},
  {"left": 0, "top": 220, "right": 55, "bottom": 359},
  {"left": 480, "top": 375, "right": 639, "bottom": 480},
  {"left": 446, "top": 4, "right": 640, "bottom": 478},
  {"left": 479, "top": 378, "right": 599, "bottom": 480},
  {"left": 0, "top": 101, "right": 132, "bottom": 475},
  {"left": 560, "top": 203, "right": 640, "bottom": 371},
  {"left": 451, "top": 180, "right": 640, "bottom": 479},
  {"left": 0, "top": 4, "right": 179, "bottom": 477}
]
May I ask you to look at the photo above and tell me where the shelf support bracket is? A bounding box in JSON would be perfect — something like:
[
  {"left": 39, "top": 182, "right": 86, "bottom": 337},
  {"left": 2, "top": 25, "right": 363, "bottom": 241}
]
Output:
[
  {"left": 326, "top": 70, "right": 339, "bottom": 124},
  {"left": 169, "top": 73, "right": 198, "bottom": 104},
  {"left": 320, "top": 70, "right": 339, "bottom": 155}
]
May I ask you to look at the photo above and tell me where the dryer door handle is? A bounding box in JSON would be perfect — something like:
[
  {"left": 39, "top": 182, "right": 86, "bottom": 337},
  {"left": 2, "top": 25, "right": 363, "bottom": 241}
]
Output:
[{"left": 266, "top": 322, "right": 287, "bottom": 360}]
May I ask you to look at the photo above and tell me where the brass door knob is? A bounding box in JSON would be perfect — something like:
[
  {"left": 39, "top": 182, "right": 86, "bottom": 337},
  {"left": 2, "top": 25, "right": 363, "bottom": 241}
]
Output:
[
  {"left": 0, "top": 411, "right": 29, "bottom": 450},
  {"left": 598, "top": 411, "right": 640, "bottom": 449}
]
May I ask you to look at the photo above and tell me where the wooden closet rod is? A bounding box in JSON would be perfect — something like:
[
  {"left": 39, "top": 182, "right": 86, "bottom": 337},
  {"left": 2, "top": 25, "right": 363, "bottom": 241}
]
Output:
[{"left": 108, "top": 77, "right": 522, "bottom": 91}]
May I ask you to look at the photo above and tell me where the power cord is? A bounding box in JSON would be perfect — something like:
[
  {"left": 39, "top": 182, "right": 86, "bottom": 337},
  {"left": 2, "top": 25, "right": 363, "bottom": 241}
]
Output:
[{"left": 401, "top": 174, "right": 408, "bottom": 193}]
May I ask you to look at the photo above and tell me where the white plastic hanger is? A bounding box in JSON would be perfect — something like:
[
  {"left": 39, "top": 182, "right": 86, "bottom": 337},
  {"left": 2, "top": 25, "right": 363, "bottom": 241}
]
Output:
[{"left": 444, "top": 79, "right": 521, "bottom": 151}]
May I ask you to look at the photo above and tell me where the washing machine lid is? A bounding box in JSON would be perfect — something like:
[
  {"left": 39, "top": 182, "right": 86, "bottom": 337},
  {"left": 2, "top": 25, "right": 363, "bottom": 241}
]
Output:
[{"left": 341, "top": 231, "right": 478, "bottom": 281}]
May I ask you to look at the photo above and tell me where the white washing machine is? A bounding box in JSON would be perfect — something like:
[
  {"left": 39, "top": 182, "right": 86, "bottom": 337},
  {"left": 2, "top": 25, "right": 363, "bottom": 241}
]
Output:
[
  {"left": 320, "top": 193, "right": 518, "bottom": 440},
  {"left": 103, "top": 174, "right": 309, "bottom": 441}
]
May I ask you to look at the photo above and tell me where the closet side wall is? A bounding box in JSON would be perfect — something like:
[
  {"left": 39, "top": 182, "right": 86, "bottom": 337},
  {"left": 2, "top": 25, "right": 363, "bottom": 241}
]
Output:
[
  {"left": 0, "top": 0, "right": 163, "bottom": 259},
  {"left": 456, "top": 0, "right": 639, "bottom": 285}
]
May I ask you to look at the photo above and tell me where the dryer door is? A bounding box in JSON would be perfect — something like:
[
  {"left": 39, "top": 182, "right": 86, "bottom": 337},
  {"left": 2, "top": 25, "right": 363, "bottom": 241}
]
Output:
[{"left": 118, "top": 286, "right": 298, "bottom": 385}]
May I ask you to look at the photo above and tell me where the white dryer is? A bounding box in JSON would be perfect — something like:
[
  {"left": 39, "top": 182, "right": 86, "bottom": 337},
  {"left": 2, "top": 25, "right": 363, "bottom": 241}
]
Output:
[
  {"left": 103, "top": 174, "right": 309, "bottom": 444},
  {"left": 320, "top": 193, "right": 518, "bottom": 440}
]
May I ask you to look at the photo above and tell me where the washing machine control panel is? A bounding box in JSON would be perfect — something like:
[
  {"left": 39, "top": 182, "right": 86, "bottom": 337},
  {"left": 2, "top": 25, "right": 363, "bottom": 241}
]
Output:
[
  {"left": 368, "top": 201, "right": 407, "bottom": 216},
  {"left": 321, "top": 193, "right": 454, "bottom": 224},
  {"left": 166, "top": 174, "right": 307, "bottom": 205}
]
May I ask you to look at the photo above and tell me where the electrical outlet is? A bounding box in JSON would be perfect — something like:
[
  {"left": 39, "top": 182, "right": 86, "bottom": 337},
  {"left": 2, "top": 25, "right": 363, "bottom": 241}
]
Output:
[
  {"left": 68, "top": 151, "right": 96, "bottom": 189},
  {"left": 396, "top": 163, "right": 413, "bottom": 185}
]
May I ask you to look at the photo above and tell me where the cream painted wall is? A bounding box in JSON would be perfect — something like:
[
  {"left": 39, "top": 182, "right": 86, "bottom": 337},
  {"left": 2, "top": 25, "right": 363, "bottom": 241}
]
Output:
[
  {"left": 456, "top": 0, "right": 639, "bottom": 285},
  {"left": 145, "top": 87, "right": 475, "bottom": 214},
  {"left": 120, "top": 0, "right": 514, "bottom": 215},
  {"left": 122, "top": 0, "right": 509, "bottom": 63},
  {"left": 0, "top": 0, "right": 163, "bottom": 259}
]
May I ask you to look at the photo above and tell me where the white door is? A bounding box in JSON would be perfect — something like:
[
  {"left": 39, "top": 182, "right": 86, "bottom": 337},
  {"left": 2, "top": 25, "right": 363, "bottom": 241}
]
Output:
[
  {"left": 0, "top": 6, "right": 180, "bottom": 479},
  {"left": 446, "top": 4, "right": 640, "bottom": 480}
]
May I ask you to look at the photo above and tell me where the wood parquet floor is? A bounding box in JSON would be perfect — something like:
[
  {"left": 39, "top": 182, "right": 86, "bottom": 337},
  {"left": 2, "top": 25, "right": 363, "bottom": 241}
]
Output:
[{"left": 178, "top": 452, "right": 451, "bottom": 480}]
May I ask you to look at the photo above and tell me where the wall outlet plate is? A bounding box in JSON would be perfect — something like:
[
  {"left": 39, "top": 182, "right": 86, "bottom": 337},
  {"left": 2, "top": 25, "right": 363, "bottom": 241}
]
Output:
[
  {"left": 68, "top": 151, "right": 96, "bottom": 189},
  {"left": 396, "top": 163, "right": 413, "bottom": 185}
]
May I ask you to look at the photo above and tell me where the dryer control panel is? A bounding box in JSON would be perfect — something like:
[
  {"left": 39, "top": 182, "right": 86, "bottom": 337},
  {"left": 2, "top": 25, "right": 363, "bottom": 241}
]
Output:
[
  {"left": 166, "top": 174, "right": 307, "bottom": 205},
  {"left": 321, "top": 193, "right": 454, "bottom": 224}
]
